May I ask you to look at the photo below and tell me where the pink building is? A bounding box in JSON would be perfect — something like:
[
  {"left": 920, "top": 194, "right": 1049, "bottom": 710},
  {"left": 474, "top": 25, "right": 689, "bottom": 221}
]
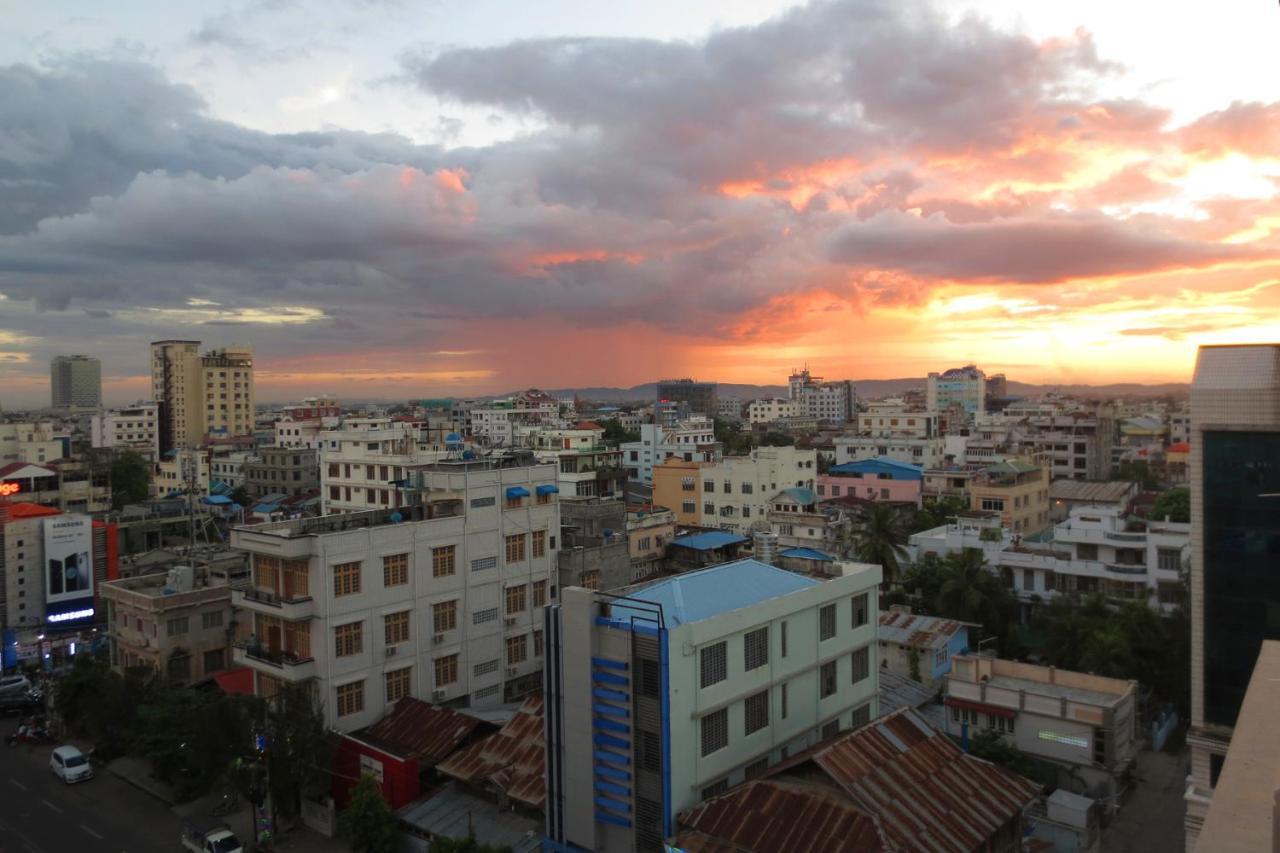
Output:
[{"left": 818, "top": 457, "right": 923, "bottom": 506}]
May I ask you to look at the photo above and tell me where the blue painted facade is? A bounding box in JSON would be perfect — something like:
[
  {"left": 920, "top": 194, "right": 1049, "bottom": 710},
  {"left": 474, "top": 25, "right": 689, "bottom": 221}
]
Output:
[{"left": 934, "top": 626, "right": 972, "bottom": 682}]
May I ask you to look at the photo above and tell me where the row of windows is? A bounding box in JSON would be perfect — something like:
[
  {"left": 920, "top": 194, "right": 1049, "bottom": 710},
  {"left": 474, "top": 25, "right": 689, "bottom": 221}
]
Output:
[
  {"left": 333, "top": 543, "right": 551, "bottom": 597},
  {"left": 332, "top": 588, "right": 551, "bottom": 656},
  {"left": 700, "top": 684, "right": 874, "bottom": 757}
]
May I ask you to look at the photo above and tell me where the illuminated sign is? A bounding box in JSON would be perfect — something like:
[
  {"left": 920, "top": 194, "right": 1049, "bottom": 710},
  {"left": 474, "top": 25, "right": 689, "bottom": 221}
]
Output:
[
  {"left": 1037, "top": 730, "right": 1089, "bottom": 749},
  {"left": 47, "top": 607, "right": 94, "bottom": 624},
  {"left": 43, "top": 516, "right": 94, "bottom": 605},
  {"left": 0, "top": 482, "right": 19, "bottom": 496}
]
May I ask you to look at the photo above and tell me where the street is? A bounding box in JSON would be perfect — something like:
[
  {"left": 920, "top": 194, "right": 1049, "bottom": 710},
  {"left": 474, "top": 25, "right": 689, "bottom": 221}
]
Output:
[{"left": 0, "top": 717, "right": 184, "bottom": 853}]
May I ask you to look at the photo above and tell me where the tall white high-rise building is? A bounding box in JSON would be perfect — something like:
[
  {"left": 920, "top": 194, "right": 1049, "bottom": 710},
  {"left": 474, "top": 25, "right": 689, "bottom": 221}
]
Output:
[
  {"left": 787, "top": 368, "right": 854, "bottom": 424},
  {"left": 50, "top": 355, "right": 101, "bottom": 409}
]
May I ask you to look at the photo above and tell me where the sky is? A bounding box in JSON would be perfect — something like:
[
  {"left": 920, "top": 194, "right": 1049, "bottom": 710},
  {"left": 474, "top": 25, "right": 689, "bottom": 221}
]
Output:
[{"left": 2, "top": 0, "right": 1279, "bottom": 406}]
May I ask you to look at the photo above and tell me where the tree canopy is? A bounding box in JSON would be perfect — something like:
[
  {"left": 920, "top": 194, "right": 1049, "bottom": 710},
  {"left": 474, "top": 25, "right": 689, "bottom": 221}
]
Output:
[
  {"left": 600, "top": 418, "right": 639, "bottom": 445},
  {"left": 339, "top": 775, "right": 400, "bottom": 853},
  {"left": 110, "top": 449, "right": 152, "bottom": 508},
  {"left": 1152, "top": 487, "right": 1190, "bottom": 523}
]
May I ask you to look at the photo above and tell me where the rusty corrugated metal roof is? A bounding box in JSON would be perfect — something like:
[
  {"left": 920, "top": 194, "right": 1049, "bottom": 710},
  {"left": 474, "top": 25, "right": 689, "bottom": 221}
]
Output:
[
  {"left": 356, "top": 698, "right": 493, "bottom": 766},
  {"left": 805, "top": 708, "right": 1040, "bottom": 852},
  {"left": 682, "top": 709, "right": 1039, "bottom": 853},
  {"left": 878, "top": 611, "right": 975, "bottom": 651},
  {"left": 677, "top": 779, "right": 888, "bottom": 852},
  {"left": 435, "top": 695, "right": 545, "bottom": 811}
]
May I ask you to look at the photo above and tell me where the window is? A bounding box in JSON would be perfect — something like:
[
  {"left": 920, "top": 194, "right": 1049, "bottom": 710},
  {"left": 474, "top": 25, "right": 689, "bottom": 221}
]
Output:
[
  {"left": 743, "top": 627, "right": 768, "bottom": 671},
  {"left": 471, "top": 555, "right": 498, "bottom": 572},
  {"left": 505, "top": 584, "right": 527, "bottom": 615},
  {"left": 701, "top": 779, "right": 729, "bottom": 799},
  {"left": 383, "top": 553, "right": 408, "bottom": 586},
  {"left": 703, "top": 480, "right": 715, "bottom": 493},
  {"left": 1093, "top": 727, "right": 1107, "bottom": 765},
  {"left": 385, "top": 668, "right": 412, "bottom": 703},
  {"left": 533, "top": 530, "right": 546, "bottom": 558},
  {"left": 333, "top": 561, "right": 361, "bottom": 596},
  {"left": 432, "top": 546, "right": 457, "bottom": 578},
  {"left": 819, "top": 604, "right": 836, "bottom": 641},
  {"left": 778, "top": 523, "right": 794, "bottom": 536},
  {"left": 581, "top": 570, "right": 600, "bottom": 589},
  {"left": 473, "top": 607, "right": 499, "bottom": 625},
  {"left": 505, "top": 534, "right": 526, "bottom": 563},
  {"left": 851, "top": 593, "right": 868, "bottom": 628},
  {"left": 201, "top": 611, "right": 224, "bottom": 630},
  {"left": 780, "top": 621, "right": 788, "bottom": 658},
  {"left": 473, "top": 659, "right": 499, "bottom": 677},
  {"left": 980, "top": 498, "right": 1005, "bottom": 512},
  {"left": 680, "top": 477, "right": 695, "bottom": 491},
  {"left": 701, "top": 642, "right": 727, "bottom": 688},
  {"left": 741, "top": 482, "right": 753, "bottom": 494},
  {"left": 682, "top": 500, "right": 696, "bottom": 514},
  {"left": 1157, "top": 548, "right": 1181, "bottom": 571},
  {"left": 822, "top": 719, "right": 840, "bottom": 739},
  {"left": 534, "top": 629, "right": 544, "bottom": 658},
  {"left": 506, "top": 634, "right": 528, "bottom": 665},
  {"left": 203, "top": 648, "right": 225, "bottom": 673},
  {"left": 432, "top": 600, "right": 457, "bottom": 634},
  {"left": 851, "top": 702, "right": 871, "bottom": 729},
  {"left": 167, "top": 617, "right": 188, "bottom": 636},
  {"left": 434, "top": 654, "right": 458, "bottom": 687},
  {"left": 335, "top": 622, "right": 363, "bottom": 657},
  {"left": 703, "top": 502, "right": 715, "bottom": 515},
  {"left": 722, "top": 481, "right": 732, "bottom": 494},
  {"left": 820, "top": 660, "right": 837, "bottom": 698},
  {"left": 744, "top": 690, "right": 769, "bottom": 735},
  {"left": 336, "top": 681, "right": 364, "bottom": 717},
  {"left": 701, "top": 708, "right": 728, "bottom": 756},
  {"left": 781, "top": 682, "right": 788, "bottom": 718},
  {"left": 1077, "top": 543, "right": 1098, "bottom": 561},
  {"left": 638, "top": 729, "right": 661, "bottom": 772},
  {"left": 850, "top": 646, "right": 870, "bottom": 683},
  {"left": 533, "top": 580, "right": 548, "bottom": 608},
  {"left": 470, "top": 495, "right": 496, "bottom": 508}
]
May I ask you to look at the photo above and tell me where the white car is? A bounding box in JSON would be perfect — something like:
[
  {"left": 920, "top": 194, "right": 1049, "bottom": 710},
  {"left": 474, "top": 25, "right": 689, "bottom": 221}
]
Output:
[{"left": 50, "top": 745, "right": 93, "bottom": 784}]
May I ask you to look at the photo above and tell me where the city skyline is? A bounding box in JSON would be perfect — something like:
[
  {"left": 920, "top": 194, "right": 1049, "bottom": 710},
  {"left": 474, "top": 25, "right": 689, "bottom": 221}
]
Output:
[{"left": 3, "top": 0, "right": 1279, "bottom": 406}]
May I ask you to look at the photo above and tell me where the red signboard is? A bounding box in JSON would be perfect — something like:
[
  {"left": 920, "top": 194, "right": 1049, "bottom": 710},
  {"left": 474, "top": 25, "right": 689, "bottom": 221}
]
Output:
[{"left": 0, "top": 482, "right": 20, "bottom": 496}]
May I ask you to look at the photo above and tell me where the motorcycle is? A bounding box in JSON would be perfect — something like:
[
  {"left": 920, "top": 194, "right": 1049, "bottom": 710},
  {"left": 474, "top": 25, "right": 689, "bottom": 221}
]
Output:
[{"left": 6, "top": 722, "right": 53, "bottom": 746}]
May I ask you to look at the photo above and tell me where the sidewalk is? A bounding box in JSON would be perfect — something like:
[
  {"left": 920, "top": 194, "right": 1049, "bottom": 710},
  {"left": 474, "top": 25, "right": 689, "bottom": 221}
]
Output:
[{"left": 106, "top": 754, "right": 178, "bottom": 805}]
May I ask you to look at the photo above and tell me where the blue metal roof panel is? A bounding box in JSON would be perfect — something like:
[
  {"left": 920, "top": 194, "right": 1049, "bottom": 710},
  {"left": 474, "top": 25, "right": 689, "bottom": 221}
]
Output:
[
  {"left": 607, "top": 559, "right": 820, "bottom": 628},
  {"left": 669, "top": 530, "right": 748, "bottom": 551},
  {"left": 780, "top": 547, "right": 835, "bottom": 561},
  {"left": 829, "top": 457, "right": 924, "bottom": 480}
]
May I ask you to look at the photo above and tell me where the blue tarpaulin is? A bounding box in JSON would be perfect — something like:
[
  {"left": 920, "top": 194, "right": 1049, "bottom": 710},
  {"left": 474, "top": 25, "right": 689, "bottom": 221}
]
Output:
[
  {"left": 535, "top": 484, "right": 560, "bottom": 495},
  {"left": 505, "top": 486, "right": 530, "bottom": 499}
]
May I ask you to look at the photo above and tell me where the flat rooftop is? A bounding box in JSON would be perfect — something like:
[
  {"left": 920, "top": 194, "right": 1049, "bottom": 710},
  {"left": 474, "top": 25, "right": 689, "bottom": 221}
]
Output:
[
  {"left": 984, "top": 674, "right": 1120, "bottom": 707},
  {"left": 608, "top": 558, "right": 820, "bottom": 628},
  {"left": 1197, "top": 640, "right": 1280, "bottom": 851}
]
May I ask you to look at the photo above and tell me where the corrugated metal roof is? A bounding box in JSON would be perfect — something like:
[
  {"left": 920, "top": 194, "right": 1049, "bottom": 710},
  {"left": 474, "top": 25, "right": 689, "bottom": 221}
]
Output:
[
  {"left": 780, "top": 547, "right": 835, "bottom": 561},
  {"left": 677, "top": 779, "right": 887, "bottom": 852},
  {"left": 1048, "top": 480, "right": 1136, "bottom": 504},
  {"left": 355, "top": 698, "right": 492, "bottom": 766},
  {"left": 877, "top": 671, "right": 946, "bottom": 731},
  {"left": 878, "top": 611, "right": 974, "bottom": 651},
  {"left": 670, "top": 530, "right": 748, "bottom": 551},
  {"left": 435, "top": 695, "right": 545, "bottom": 810},
  {"left": 609, "top": 559, "right": 819, "bottom": 628},
  {"left": 398, "top": 781, "right": 542, "bottom": 851},
  {"left": 802, "top": 708, "right": 1040, "bottom": 853},
  {"left": 829, "top": 458, "right": 925, "bottom": 480}
]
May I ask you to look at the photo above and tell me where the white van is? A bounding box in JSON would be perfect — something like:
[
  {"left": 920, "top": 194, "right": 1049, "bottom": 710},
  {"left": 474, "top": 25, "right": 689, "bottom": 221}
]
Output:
[{"left": 50, "top": 745, "right": 93, "bottom": 784}]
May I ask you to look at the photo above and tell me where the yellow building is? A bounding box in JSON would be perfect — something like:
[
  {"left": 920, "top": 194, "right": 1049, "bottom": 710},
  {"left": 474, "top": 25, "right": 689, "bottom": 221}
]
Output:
[
  {"left": 151, "top": 341, "right": 255, "bottom": 452},
  {"left": 652, "top": 457, "right": 708, "bottom": 526},
  {"left": 968, "top": 459, "right": 1050, "bottom": 535}
]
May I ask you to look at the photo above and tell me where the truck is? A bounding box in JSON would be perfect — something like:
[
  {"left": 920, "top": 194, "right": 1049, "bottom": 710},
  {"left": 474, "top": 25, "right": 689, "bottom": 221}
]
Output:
[{"left": 181, "top": 819, "right": 245, "bottom": 853}]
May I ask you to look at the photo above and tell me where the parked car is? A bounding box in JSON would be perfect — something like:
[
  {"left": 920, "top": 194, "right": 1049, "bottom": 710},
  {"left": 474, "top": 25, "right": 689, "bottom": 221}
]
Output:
[
  {"left": 0, "top": 674, "right": 31, "bottom": 695},
  {"left": 181, "top": 819, "right": 244, "bottom": 853},
  {"left": 50, "top": 745, "right": 93, "bottom": 784}
]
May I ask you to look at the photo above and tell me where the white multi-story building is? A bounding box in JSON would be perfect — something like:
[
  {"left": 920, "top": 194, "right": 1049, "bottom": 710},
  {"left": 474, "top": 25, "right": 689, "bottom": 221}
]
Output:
[
  {"left": 274, "top": 397, "right": 342, "bottom": 448},
  {"left": 319, "top": 421, "right": 456, "bottom": 514},
  {"left": 746, "top": 398, "right": 799, "bottom": 424},
  {"left": 620, "top": 419, "right": 720, "bottom": 485},
  {"left": 230, "top": 455, "right": 561, "bottom": 732},
  {"left": 788, "top": 368, "right": 855, "bottom": 424},
  {"left": 698, "top": 446, "right": 817, "bottom": 533},
  {"left": 833, "top": 433, "right": 947, "bottom": 469},
  {"left": 209, "top": 451, "right": 254, "bottom": 489},
  {"left": 857, "top": 399, "right": 938, "bottom": 438},
  {"left": 517, "top": 426, "right": 626, "bottom": 500},
  {"left": 927, "top": 365, "right": 986, "bottom": 428},
  {"left": 90, "top": 402, "right": 160, "bottom": 459},
  {"left": 0, "top": 422, "right": 63, "bottom": 465},
  {"left": 152, "top": 448, "right": 211, "bottom": 498},
  {"left": 716, "top": 397, "right": 743, "bottom": 420},
  {"left": 544, "top": 558, "right": 882, "bottom": 851},
  {"left": 908, "top": 504, "right": 1189, "bottom": 612}
]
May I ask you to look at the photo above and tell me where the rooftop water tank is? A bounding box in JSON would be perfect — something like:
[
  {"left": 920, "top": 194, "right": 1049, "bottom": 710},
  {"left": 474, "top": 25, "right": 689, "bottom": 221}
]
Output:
[{"left": 753, "top": 531, "right": 779, "bottom": 566}]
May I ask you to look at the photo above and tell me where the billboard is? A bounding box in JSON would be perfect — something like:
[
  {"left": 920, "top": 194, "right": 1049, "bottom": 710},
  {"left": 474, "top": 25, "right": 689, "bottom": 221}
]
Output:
[{"left": 43, "top": 515, "right": 94, "bottom": 605}]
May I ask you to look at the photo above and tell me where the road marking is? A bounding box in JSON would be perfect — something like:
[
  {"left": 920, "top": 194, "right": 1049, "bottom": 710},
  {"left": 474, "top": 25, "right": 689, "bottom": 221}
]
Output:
[
  {"left": 0, "top": 815, "right": 48, "bottom": 853},
  {"left": 80, "top": 825, "right": 103, "bottom": 840},
  {"left": 10, "top": 777, "right": 28, "bottom": 790},
  {"left": 41, "top": 798, "right": 63, "bottom": 813}
]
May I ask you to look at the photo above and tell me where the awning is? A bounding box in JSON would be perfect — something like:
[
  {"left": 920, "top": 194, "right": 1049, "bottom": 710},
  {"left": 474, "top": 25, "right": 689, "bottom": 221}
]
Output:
[
  {"left": 944, "top": 697, "right": 1017, "bottom": 720},
  {"left": 535, "top": 484, "right": 560, "bottom": 496},
  {"left": 506, "top": 486, "right": 530, "bottom": 499},
  {"left": 213, "top": 668, "right": 254, "bottom": 696}
]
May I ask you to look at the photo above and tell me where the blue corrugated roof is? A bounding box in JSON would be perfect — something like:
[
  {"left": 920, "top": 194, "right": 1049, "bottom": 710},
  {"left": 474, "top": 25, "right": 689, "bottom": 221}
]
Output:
[
  {"left": 201, "top": 494, "right": 234, "bottom": 505},
  {"left": 774, "top": 487, "right": 816, "bottom": 505},
  {"left": 828, "top": 457, "right": 924, "bottom": 480},
  {"left": 252, "top": 502, "right": 281, "bottom": 514},
  {"left": 609, "top": 559, "right": 820, "bottom": 628},
  {"left": 780, "top": 547, "right": 834, "bottom": 561},
  {"left": 669, "top": 530, "right": 748, "bottom": 551}
]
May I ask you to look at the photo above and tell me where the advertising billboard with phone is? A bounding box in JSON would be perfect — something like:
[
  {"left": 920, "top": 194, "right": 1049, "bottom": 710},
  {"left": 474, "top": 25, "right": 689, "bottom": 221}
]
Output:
[{"left": 43, "top": 515, "right": 94, "bottom": 605}]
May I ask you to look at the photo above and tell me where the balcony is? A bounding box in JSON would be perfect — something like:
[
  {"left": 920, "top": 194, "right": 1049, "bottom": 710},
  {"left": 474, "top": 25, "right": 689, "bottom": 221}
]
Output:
[
  {"left": 232, "top": 642, "right": 316, "bottom": 681},
  {"left": 232, "top": 585, "right": 315, "bottom": 621}
]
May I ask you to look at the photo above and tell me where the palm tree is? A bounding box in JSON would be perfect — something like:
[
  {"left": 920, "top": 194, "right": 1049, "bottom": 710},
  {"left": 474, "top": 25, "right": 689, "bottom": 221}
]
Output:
[
  {"left": 935, "top": 548, "right": 1007, "bottom": 631},
  {"left": 850, "top": 503, "right": 909, "bottom": 589}
]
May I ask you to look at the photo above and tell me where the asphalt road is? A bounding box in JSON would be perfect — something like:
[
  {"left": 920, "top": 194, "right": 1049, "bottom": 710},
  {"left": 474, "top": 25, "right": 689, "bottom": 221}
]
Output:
[{"left": 0, "top": 718, "right": 185, "bottom": 853}]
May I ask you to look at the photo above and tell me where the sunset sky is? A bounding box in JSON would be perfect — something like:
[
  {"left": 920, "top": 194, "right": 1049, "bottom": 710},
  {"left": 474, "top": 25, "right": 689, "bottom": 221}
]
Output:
[{"left": 2, "top": 0, "right": 1279, "bottom": 405}]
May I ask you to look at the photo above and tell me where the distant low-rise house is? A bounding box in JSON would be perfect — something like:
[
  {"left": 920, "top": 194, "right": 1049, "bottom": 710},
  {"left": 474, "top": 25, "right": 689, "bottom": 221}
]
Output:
[
  {"left": 969, "top": 458, "right": 1050, "bottom": 535},
  {"left": 627, "top": 504, "right": 675, "bottom": 581},
  {"left": 666, "top": 529, "right": 747, "bottom": 571},
  {"left": 1048, "top": 479, "right": 1138, "bottom": 523},
  {"left": 944, "top": 654, "right": 1138, "bottom": 805},
  {"left": 819, "top": 457, "right": 923, "bottom": 506},
  {"left": 878, "top": 607, "right": 974, "bottom": 688}
]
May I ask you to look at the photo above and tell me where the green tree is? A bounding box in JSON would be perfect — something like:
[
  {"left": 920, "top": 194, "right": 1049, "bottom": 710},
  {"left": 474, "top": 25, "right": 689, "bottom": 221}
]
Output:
[
  {"left": 230, "top": 485, "right": 252, "bottom": 508},
  {"left": 110, "top": 450, "right": 152, "bottom": 509},
  {"left": 1115, "top": 459, "right": 1160, "bottom": 489},
  {"left": 758, "top": 431, "right": 795, "bottom": 447},
  {"left": 339, "top": 775, "right": 400, "bottom": 853},
  {"left": 967, "top": 729, "right": 1038, "bottom": 779},
  {"left": 934, "top": 548, "right": 1009, "bottom": 634},
  {"left": 850, "top": 503, "right": 909, "bottom": 588},
  {"left": 1152, "top": 487, "right": 1190, "bottom": 523},
  {"left": 600, "top": 418, "right": 639, "bottom": 445},
  {"left": 54, "top": 652, "right": 156, "bottom": 760},
  {"left": 264, "top": 682, "right": 334, "bottom": 818},
  {"left": 712, "top": 418, "right": 753, "bottom": 454},
  {"left": 908, "top": 495, "right": 970, "bottom": 534}
]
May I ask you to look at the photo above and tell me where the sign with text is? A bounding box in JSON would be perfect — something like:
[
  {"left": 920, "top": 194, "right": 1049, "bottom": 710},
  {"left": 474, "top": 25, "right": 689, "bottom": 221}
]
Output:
[{"left": 43, "top": 515, "right": 94, "bottom": 605}]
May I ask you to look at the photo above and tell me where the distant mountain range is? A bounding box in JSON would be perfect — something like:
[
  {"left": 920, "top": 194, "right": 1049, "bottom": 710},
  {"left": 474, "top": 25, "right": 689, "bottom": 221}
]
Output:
[{"left": 521, "top": 379, "right": 1190, "bottom": 402}]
